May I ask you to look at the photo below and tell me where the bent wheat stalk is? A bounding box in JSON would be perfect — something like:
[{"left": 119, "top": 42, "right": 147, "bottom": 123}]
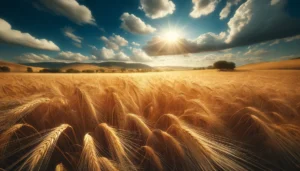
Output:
[
  {"left": 78, "top": 133, "right": 101, "bottom": 171},
  {"left": 17, "top": 124, "right": 70, "bottom": 171}
]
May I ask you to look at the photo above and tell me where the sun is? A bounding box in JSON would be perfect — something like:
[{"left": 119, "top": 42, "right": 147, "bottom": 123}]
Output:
[{"left": 164, "top": 30, "right": 180, "bottom": 43}]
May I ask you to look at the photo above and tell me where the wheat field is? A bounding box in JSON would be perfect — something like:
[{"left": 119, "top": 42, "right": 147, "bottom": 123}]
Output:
[{"left": 0, "top": 70, "right": 299, "bottom": 171}]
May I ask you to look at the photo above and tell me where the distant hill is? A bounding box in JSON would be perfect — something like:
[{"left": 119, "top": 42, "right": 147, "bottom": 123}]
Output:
[
  {"left": 155, "top": 66, "right": 194, "bottom": 71},
  {"left": 0, "top": 60, "right": 43, "bottom": 72},
  {"left": 22, "top": 62, "right": 152, "bottom": 70},
  {"left": 238, "top": 59, "right": 300, "bottom": 70},
  {"left": 60, "top": 64, "right": 104, "bottom": 72}
]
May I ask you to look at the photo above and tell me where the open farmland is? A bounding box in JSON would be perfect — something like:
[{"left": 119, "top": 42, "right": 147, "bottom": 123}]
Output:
[{"left": 0, "top": 70, "right": 300, "bottom": 170}]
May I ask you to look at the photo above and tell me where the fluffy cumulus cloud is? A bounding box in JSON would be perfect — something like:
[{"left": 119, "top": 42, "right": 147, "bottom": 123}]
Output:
[
  {"left": 132, "top": 42, "right": 140, "bottom": 46},
  {"left": 120, "top": 13, "right": 156, "bottom": 34},
  {"left": 0, "top": 18, "right": 60, "bottom": 51},
  {"left": 100, "top": 34, "right": 128, "bottom": 50},
  {"left": 17, "top": 52, "right": 92, "bottom": 63},
  {"left": 144, "top": 0, "right": 300, "bottom": 56},
  {"left": 63, "top": 27, "right": 83, "bottom": 48},
  {"left": 131, "top": 48, "right": 153, "bottom": 62},
  {"left": 139, "top": 0, "right": 175, "bottom": 19},
  {"left": 39, "top": 0, "right": 95, "bottom": 25},
  {"left": 190, "top": 0, "right": 220, "bottom": 18},
  {"left": 16, "top": 53, "right": 56, "bottom": 63},
  {"left": 219, "top": 0, "right": 241, "bottom": 20},
  {"left": 92, "top": 47, "right": 130, "bottom": 61},
  {"left": 56, "top": 51, "right": 89, "bottom": 62}
]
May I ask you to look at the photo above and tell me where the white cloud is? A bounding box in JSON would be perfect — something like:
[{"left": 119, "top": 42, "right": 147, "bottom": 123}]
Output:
[
  {"left": 73, "top": 42, "right": 82, "bottom": 48},
  {"left": 120, "top": 13, "right": 156, "bottom": 34},
  {"left": 284, "top": 35, "right": 300, "bottom": 42},
  {"left": 269, "top": 40, "right": 280, "bottom": 46},
  {"left": 139, "top": 0, "right": 175, "bottom": 19},
  {"left": 279, "top": 54, "right": 298, "bottom": 60},
  {"left": 190, "top": 0, "right": 220, "bottom": 18},
  {"left": 0, "top": 18, "right": 60, "bottom": 51},
  {"left": 56, "top": 51, "right": 89, "bottom": 62},
  {"left": 132, "top": 42, "right": 140, "bottom": 46},
  {"left": 16, "top": 53, "right": 57, "bottom": 63},
  {"left": 63, "top": 27, "right": 83, "bottom": 48},
  {"left": 244, "top": 49, "right": 269, "bottom": 56},
  {"left": 110, "top": 34, "right": 128, "bottom": 46},
  {"left": 17, "top": 51, "right": 93, "bottom": 63},
  {"left": 92, "top": 47, "right": 130, "bottom": 61},
  {"left": 271, "top": 0, "right": 281, "bottom": 6},
  {"left": 220, "top": 0, "right": 241, "bottom": 20},
  {"left": 267, "top": 34, "right": 300, "bottom": 46},
  {"left": 100, "top": 34, "right": 128, "bottom": 50},
  {"left": 115, "top": 51, "right": 130, "bottom": 61},
  {"left": 39, "top": 0, "right": 95, "bottom": 25},
  {"left": 131, "top": 48, "right": 153, "bottom": 62},
  {"left": 100, "top": 37, "right": 119, "bottom": 50},
  {"left": 63, "top": 27, "right": 82, "bottom": 43}
]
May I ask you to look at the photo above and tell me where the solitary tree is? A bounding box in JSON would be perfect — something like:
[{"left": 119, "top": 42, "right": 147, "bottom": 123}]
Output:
[
  {"left": 213, "top": 61, "right": 236, "bottom": 71},
  {"left": 27, "top": 67, "right": 33, "bottom": 73},
  {"left": 227, "top": 62, "right": 236, "bottom": 70}
]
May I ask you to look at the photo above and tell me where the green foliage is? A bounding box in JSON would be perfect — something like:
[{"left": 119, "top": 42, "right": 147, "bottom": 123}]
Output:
[
  {"left": 0, "top": 66, "right": 11, "bottom": 72},
  {"left": 39, "top": 68, "right": 62, "bottom": 73},
  {"left": 213, "top": 61, "right": 236, "bottom": 70},
  {"left": 193, "top": 67, "right": 206, "bottom": 70},
  {"left": 66, "top": 68, "right": 80, "bottom": 73},
  {"left": 27, "top": 67, "right": 33, "bottom": 73},
  {"left": 82, "top": 70, "right": 95, "bottom": 73},
  {"left": 121, "top": 68, "right": 126, "bottom": 72}
]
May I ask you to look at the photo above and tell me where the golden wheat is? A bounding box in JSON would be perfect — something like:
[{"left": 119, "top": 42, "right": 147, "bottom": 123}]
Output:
[{"left": 0, "top": 70, "right": 299, "bottom": 170}]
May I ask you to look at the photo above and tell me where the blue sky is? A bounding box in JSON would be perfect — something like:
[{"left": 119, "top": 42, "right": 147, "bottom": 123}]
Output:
[{"left": 0, "top": 0, "right": 300, "bottom": 67}]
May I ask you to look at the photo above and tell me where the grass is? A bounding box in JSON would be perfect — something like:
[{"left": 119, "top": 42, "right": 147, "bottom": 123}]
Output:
[{"left": 0, "top": 70, "right": 299, "bottom": 170}]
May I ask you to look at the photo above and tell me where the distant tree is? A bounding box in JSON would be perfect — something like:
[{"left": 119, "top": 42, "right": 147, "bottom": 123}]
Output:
[
  {"left": 99, "top": 69, "right": 105, "bottom": 73},
  {"left": 39, "top": 68, "right": 62, "bottom": 73},
  {"left": 121, "top": 68, "right": 126, "bottom": 72},
  {"left": 27, "top": 67, "right": 33, "bottom": 73},
  {"left": 213, "top": 61, "right": 236, "bottom": 71},
  {"left": 0, "top": 66, "right": 11, "bottom": 72},
  {"left": 66, "top": 68, "right": 80, "bottom": 73},
  {"left": 227, "top": 62, "right": 236, "bottom": 70},
  {"left": 193, "top": 67, "right": 205, "bottom": 70},
  {"left": 82, "top": 70, "right": 95, "bottom": 73},
  {"left": 206, "top": 65, "right": 215, "bottom": 69}
]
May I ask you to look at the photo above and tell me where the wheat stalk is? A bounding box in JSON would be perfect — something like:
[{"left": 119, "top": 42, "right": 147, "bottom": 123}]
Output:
[{"left": 78, "top": 133, "right": 101, "bottom": 171}]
